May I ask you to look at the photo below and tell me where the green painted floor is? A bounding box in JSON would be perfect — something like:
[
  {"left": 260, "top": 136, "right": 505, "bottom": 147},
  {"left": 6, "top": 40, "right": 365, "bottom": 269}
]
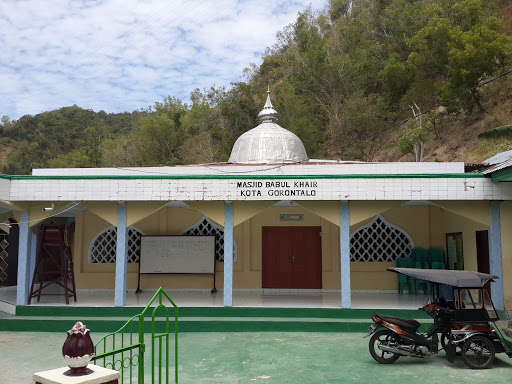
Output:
[{"left": 1, "top": 331, "right": 512, "bottom": 384}]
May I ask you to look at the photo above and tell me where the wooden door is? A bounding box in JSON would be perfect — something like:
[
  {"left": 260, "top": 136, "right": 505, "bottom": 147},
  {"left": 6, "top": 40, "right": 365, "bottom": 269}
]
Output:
[
  {"left": 475, "top": 230, "right": 490, "bottom": 274},
  {"left": 262, "top": 226, "right": 322, "bottom": 289},
  {"left": 475, "top": 230, "right": 491, "bottom": 294}
]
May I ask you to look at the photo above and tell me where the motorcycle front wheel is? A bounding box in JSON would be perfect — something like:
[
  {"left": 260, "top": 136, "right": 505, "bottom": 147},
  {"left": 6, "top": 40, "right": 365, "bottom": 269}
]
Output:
[{"left": 369, "top": 330, "right": 400, "bottom": 364}]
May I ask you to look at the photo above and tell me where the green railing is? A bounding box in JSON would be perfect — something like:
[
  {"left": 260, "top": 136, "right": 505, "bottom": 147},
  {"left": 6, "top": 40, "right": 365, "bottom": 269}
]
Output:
[{"left": 91, "top": 288, "right": 179, "bottom": 383}]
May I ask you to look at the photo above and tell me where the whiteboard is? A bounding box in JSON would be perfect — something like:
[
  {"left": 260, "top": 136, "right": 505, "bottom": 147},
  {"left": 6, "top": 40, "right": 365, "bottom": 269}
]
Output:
[{"left": 139, "top": 236, "right": 215, "bottom": 274}]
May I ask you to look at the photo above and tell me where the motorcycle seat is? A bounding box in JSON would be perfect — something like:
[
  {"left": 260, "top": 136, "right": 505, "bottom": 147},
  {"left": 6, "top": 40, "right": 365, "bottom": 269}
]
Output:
[{"left": 377, "top": 314, "right": 421, "bottom": 330}]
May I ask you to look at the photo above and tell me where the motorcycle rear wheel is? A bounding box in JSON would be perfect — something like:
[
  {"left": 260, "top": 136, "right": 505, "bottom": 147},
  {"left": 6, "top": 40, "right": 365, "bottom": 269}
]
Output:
[
  {"left": 369, "top": 330, "right": 400, "bottom": 364},
  {"left": 461, "top": 335, "right": 495, "bottom": 369}
]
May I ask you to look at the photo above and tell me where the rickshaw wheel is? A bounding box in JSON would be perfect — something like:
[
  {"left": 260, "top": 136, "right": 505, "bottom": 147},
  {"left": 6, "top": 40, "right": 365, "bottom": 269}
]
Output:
[
  {"left": 369, "top": 330, "right": 400, "bottom": 364},
  {"left": 461, "top": 335, "right": 495, "bottom": 369}
]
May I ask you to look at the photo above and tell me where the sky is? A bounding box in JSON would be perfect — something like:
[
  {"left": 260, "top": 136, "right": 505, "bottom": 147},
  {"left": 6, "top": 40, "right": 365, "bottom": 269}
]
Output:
[{"left": 0, "top": 0, "right": 327, "bottom": 120}]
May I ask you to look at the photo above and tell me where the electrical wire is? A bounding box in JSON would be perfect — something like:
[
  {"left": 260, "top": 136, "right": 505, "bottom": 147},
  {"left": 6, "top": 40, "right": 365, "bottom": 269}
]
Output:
[
  {"left": 0, "top": 0, "right": 212, "bottom": 104},
  {"left": 110, "top": 161, "right": 298, "bottom": 175},
  {"left": 0, "top": 0, "right": 232, "bottom": 108},
  {"left": 3, "top": 68, "right": 511, "bottom": 173},
  {"left": 8, "top": 0, "right": 234, "bottom": 111}
]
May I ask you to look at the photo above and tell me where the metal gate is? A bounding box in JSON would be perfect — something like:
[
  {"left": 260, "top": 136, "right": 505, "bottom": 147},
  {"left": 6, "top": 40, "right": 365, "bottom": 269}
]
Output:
[
  {"left": 0, "top": 232, "right": 9, "bottom": 285},
  {"left": 91, "top": 288, "right": 179, "bottom": 383}
]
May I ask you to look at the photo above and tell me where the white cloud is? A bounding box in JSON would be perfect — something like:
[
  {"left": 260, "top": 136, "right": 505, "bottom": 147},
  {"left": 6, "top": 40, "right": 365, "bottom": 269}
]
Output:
[{"left": 0, "top": 0, "right": 326, "bottom": 119}]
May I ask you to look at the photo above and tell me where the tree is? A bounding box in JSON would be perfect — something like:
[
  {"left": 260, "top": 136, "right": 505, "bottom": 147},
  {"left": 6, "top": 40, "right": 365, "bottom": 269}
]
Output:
[
  {"left": 330, "top": 91, "right": 388, "bottom": 161},
  {"left": 329, "top": 0, "right": 352, "bottom": 21},
  {"left": 83, "top": 124, "right": 108, "bottom": 167},
  {"left": 442, "top": 16, "right": 510, "bottom": 111},
  {"left": 101, "top": 136, "right": 142, "bottom": 167},
  {"left": 379, "top": 53, "right": 414, "bottom": 108},
  {"left": 134, "top": 114, "right": 185, "bottom": 166},
  {"left": 408, "top": 0, "right": 511, "bottom": 112},
  {"left": 398, "top": 104, "right": 434, "bottom": 162}
]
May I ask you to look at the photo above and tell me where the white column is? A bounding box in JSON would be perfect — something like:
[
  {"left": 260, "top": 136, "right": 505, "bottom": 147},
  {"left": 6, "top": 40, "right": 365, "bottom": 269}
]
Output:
[
  {"left": 16, "top": 212, "right": 31, "bottom": 305},
  {"left": 224, "top": 202, "right": 233, "bottom": 307},
  {"left": 340, "top": 202, "right": 351, "bottom": 308},
  {"left": 115, "top": 203, "right": 128, "bottom": 307},
  {"left": 489, "top": 201, "right": 504, "bottom": 310}
]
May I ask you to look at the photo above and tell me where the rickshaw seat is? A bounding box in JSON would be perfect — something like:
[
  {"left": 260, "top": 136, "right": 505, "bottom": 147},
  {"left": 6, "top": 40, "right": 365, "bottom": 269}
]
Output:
[{"left": 377, "top": 314, "right": 421, "bottom": 330}]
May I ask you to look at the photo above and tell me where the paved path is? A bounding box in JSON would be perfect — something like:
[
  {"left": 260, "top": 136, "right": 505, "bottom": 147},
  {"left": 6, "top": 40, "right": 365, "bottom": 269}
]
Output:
[{"left": 1, "top": 331, "right": 511, "bottom": 383}]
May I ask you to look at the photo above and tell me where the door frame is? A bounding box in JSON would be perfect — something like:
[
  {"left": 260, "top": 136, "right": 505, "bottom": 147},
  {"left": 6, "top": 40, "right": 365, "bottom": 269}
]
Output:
[{"left": 262, "top": 226, "right": 322, "bottom": 289}]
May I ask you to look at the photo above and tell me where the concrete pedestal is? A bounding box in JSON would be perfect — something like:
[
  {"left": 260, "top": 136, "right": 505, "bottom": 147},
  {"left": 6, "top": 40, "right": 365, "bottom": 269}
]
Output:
[{"left": 34, "top": 364, "right": 120, "bottom": 384}]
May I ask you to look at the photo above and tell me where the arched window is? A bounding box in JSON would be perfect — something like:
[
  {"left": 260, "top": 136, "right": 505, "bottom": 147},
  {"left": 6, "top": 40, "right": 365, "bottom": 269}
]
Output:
[
  {"left": 181, "top": 216, "right": 237, "bottom": 262},
  {"left": 350, "top": 215, "right": 414, "bottom": 262},
  {"left": 88, "top": 226, "right": 145, "bottom": 263}
]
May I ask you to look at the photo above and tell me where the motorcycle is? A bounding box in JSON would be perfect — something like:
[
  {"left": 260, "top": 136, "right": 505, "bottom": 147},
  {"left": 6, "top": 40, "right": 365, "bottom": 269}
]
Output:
[{"left": 365, "top": 267, "right": 512, "bottom": 369}]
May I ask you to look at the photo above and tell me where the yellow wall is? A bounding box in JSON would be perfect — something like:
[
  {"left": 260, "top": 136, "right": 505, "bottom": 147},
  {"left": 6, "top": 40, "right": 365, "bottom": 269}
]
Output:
[
  {"left": 74, "top": 206, "right": 214, "bottom": 289},
  {"left": 72, "top": 201, "right": 493, "bottom": 296},
  {"left": 349, "top": 206, "right": 432, "bottom": 290},
  {"left": 501, "top": 202, "right": 512, "bottom": 311},
  {"left": 436, "top": 207, "right": 487, "bottom": 272}
]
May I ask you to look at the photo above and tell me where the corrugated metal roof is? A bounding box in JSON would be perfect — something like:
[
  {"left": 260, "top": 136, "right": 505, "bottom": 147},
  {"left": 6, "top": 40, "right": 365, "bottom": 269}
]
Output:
[
  {"left": 482, "top": 158, "right": 512, "bottom": 174},
  {"left": 483, "top": 150, "right": 512, "bottom": 165}
]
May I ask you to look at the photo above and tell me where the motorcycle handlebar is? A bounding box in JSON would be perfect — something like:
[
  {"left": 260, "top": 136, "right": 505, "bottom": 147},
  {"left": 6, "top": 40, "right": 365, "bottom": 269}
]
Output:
[
  {"left": 437, "top": 306, "right": 454, "bottom": 315},
  {"left": 418, "top": 304, "right": 454, "bottom": 315}
]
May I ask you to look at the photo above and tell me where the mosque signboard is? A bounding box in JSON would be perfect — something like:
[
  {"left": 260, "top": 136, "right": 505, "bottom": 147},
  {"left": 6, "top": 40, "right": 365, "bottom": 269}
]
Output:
[{"left": 235, "top": 180, "right": 318, "bottom": 198}]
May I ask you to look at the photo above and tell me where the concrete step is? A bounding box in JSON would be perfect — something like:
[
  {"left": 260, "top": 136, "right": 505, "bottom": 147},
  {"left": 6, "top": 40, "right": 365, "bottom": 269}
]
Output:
[
  {"left": 0, "top": 300, "right": 15, "bottom": 315},
  {"left": 0, "top": 306, "right": 433, "bottom": 333}
]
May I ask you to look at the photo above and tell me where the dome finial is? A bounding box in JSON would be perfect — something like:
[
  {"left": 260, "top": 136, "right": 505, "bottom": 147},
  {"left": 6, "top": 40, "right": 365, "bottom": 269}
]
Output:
[
  {"left": 258, "top": 82, "right": 278, "bottom": 122},
  {"left": 229, "top": 80, "right": 309, "bottom": 164}
]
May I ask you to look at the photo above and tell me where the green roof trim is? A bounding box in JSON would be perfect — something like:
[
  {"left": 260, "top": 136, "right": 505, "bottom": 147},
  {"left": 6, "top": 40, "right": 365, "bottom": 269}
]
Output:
[
  {"left": 490, "top": 166, "right": 512, "bottom": 182},
  {"left": 0, "top": 173, "right": 484, "bottom": 180}
]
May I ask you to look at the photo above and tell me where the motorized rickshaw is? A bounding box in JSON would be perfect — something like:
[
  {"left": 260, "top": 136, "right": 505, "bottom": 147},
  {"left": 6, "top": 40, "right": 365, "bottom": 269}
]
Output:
[{"left": 365, "top": 268, "right": 512, "bottom": 369}]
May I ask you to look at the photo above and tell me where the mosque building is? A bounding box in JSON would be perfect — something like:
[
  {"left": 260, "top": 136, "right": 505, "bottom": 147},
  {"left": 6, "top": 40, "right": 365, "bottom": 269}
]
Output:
[{"left": 0, "top": 90, "right": 511, "bottom": 310}]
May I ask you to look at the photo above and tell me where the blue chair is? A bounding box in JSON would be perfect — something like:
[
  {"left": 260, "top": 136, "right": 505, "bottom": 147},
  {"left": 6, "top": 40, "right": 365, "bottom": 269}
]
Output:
[
  {"left": 411, "top": 248, "right": 428, "bottom": 268},
  {"left": 396, "top": 257, "right": 414, "bottom": 294},
  {"left": 427, "top": 248, "right": 444, "bottom": 267},
  {"left": 431, "top": 261, "right": 445, "bottom": 269},
  {"left": 414, "top": 261, "right": 431, "bottom": 294}
]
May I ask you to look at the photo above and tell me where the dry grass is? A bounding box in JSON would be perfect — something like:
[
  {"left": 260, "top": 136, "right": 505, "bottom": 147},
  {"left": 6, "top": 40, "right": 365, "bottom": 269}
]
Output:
[{"left": 369, "top": 74, "right": 512, "bottom": 163}]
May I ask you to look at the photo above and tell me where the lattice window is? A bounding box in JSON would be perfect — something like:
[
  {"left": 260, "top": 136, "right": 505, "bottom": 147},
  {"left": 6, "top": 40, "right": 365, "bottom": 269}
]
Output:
[
  {"left": 181, "top": 216, "right": 237, "bottom": 262},
  {"left": 88, "top": 226, "right": 145, "bottom": 263},
  {"left": 0, "top": 233, "right": 8, "bottom": 284},
  {"left": 350, "top": 215, "right": 414, "bottom": 262}
]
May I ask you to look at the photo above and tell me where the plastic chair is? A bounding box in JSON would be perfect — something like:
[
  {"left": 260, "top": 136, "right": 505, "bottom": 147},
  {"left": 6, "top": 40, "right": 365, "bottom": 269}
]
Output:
[
  {"left": 414, "top": 261, "right": 431, "bottom": 294},
  {"left": 411, "top": 248, "right": 428, "bottom": 268},
  {"left": 427, "top": 248, "right": 444, "bottom": 267},
  {"left": 396, "top": 257, "right": 414, "bottom": 294},
  {"left": 431, "top": 261, "right": 445, "bottom": 269}
]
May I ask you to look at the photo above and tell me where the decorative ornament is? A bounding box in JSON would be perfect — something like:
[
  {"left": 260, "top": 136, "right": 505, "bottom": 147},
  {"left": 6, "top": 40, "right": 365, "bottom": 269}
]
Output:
[{"left": 62, "top": 321, "right": 95, "bottom": 376}]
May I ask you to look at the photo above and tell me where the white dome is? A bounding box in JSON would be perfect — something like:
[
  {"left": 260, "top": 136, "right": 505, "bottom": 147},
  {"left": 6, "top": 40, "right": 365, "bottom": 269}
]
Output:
[{"left": 228, "top": 90, "right": 308, "bottom": 164}]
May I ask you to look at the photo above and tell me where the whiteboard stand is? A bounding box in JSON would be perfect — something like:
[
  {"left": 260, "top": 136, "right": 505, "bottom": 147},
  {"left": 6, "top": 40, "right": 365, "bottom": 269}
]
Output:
[
  {"left": 136, "top": 235, "right": 217, "bottom": 294},
  {"left": 211, "top": 274, "right": 217, "bottom": 294}
]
